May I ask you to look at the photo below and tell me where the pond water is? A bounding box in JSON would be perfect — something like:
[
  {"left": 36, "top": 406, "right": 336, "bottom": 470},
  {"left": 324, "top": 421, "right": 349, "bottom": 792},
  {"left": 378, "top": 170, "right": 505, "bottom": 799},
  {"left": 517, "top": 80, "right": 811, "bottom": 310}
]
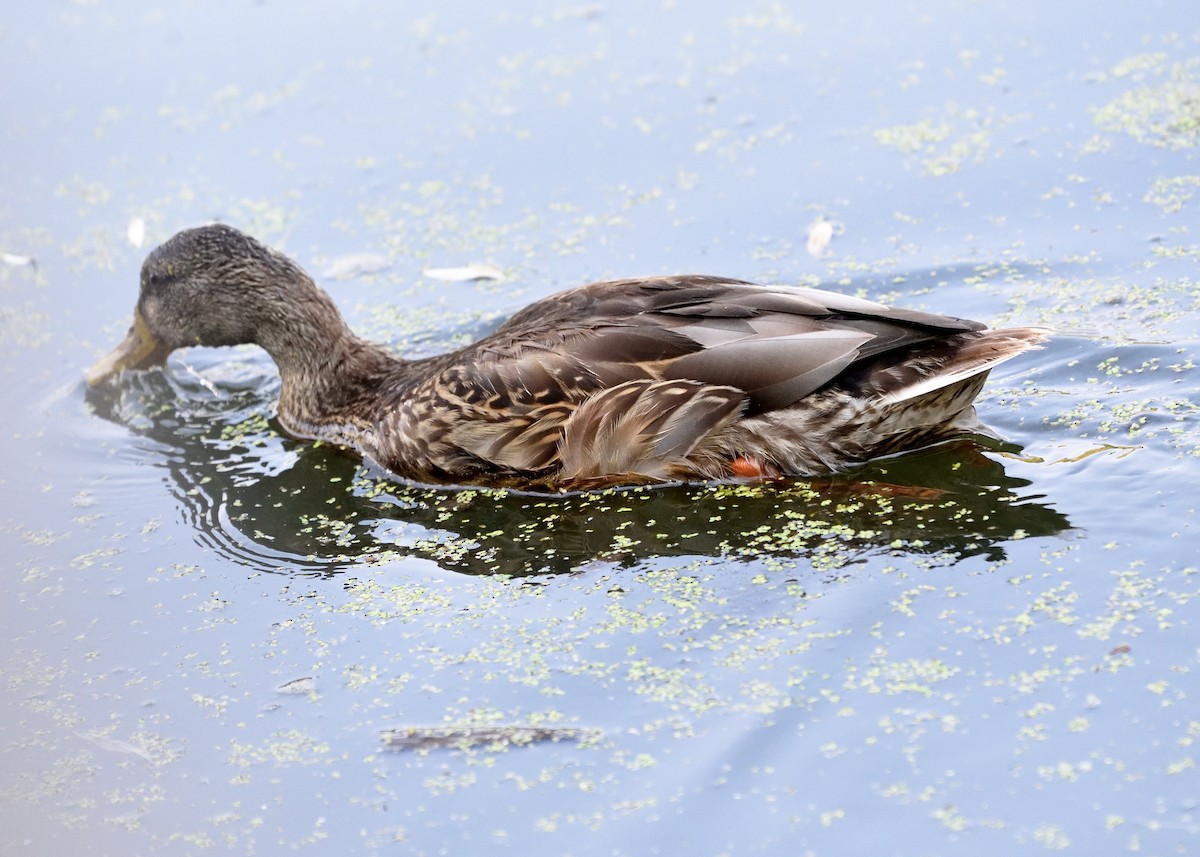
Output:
[{"left": 3, "top": 1, "right": 1199, "bottom": 854}]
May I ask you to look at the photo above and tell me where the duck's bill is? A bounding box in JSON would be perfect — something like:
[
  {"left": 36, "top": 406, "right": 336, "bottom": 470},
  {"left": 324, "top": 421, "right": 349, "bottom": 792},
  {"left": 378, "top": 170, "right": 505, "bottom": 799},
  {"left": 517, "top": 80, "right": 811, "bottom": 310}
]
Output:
[{"left": 87, "top": 310, "right": 172, "bottom": 386}]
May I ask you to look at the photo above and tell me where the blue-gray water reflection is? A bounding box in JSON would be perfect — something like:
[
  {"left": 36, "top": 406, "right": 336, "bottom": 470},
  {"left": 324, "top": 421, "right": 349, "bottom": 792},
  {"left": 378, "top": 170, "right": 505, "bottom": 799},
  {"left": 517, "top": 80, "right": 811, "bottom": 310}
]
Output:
[{"left": 2, "top": 1, "right": 1198, "bottom": 855}]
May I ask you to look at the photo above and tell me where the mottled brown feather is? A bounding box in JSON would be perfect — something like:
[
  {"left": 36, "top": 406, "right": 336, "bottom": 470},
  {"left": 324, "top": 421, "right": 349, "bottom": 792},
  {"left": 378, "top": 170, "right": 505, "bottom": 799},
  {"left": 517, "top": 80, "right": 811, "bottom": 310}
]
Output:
[
  {"left": 559, "top": 380, "right": 746, "bottom": 481},
  {"left": 91, "top": 225, "right": 1049, "bottom": 490}
]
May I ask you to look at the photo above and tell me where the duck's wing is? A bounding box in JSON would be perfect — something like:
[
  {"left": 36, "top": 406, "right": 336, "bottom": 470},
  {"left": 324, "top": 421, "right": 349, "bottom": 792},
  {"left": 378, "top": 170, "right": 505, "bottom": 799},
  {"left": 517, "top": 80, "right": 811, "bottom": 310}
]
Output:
[
  {"left": 430, "top": 277, "right": 990, "bottom": 478},
  {"left": 542, "top": 276, "right": 985, "bottom": 414}
]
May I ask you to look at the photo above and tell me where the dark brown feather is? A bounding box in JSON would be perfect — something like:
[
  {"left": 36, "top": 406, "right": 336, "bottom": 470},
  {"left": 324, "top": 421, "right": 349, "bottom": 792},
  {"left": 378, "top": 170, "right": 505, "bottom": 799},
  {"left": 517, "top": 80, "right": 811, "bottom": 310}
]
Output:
[{"left": 93, "top": 227, "right": 1048, "bottom": 489}]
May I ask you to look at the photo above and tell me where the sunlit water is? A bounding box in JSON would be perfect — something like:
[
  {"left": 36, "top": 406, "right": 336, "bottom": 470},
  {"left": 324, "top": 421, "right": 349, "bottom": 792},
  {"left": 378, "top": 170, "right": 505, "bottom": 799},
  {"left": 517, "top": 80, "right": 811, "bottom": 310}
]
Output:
[{"left": 2, "top": 2, "right": 1198, "bottom": 855}]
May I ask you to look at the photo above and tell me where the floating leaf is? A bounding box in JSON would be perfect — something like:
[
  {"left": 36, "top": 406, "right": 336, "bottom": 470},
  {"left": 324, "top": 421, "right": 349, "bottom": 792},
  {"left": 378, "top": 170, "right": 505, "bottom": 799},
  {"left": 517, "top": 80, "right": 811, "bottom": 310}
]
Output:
[{"left": 422, "top": 262, "right": 505, "bottom": 282}]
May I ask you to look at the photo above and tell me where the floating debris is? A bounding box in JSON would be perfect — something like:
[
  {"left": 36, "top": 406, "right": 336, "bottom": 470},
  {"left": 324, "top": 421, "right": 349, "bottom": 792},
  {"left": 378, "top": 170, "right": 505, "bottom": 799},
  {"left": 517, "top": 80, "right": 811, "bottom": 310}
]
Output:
[
  {"left": 76, "top": 731, "right": 155, "bottom": 763},
  {"left": 277, "top": 676, "right": 316, "bottom": 694},
  {"left": 127, "top": 216, "right": 146, "bottom": 248},
  {"left": 323, "top": 252, "right": 391, "bottom": 279},
  {"left": 381, "top": 725, "right": 601, "bottom": 751},
  {"left": 422, "top": 262, "right": 505, "bottom": 282},
  {"left": 2, "top": 252, "right": 35, "bottom": 268},
  {"left": 806, "top": 219, "right": 835, "bottom": 258}
]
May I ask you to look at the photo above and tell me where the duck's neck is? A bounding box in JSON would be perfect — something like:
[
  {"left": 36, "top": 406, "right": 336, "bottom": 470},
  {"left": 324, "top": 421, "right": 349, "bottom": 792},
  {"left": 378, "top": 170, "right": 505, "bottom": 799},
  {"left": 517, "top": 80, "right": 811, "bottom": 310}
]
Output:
[{"left": 257, "top": 289, "right": 404, "bottom": 455}]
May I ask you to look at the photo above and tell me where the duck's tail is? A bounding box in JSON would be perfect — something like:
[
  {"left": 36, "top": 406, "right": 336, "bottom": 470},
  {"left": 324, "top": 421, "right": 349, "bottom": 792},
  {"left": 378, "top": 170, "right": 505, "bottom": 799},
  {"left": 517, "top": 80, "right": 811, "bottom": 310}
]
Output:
[
  {"left": 877, "top": 326, "right": 1049, "bottom": 406},
  {"left": 860, "top": 326, "right": 1049, "bottom": 451}
]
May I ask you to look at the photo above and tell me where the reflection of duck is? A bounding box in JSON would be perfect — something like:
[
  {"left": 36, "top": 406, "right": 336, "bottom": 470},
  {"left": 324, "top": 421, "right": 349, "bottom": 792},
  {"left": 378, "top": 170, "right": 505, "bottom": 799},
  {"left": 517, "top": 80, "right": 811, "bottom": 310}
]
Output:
[
  {"left": 82, "top": 383, "right": 1075, "bottom": 576},
  {"left": 89, "top": 224, "right": 1046, "bottom": 490}
]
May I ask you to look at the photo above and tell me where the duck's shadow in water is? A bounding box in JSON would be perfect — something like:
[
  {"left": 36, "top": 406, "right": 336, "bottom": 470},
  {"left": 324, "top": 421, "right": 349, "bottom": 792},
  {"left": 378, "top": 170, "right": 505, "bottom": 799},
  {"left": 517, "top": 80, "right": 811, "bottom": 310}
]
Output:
[{"left": 85, "top": 360, "right": 1072, "bottom": 577}]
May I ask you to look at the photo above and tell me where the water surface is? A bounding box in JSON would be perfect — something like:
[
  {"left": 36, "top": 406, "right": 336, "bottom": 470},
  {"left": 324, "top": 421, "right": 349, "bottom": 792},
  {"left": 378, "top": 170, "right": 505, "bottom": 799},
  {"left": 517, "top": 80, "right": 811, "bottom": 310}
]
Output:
[{"left": 2, "top": 2, "right": 1198, "bottom": 855}]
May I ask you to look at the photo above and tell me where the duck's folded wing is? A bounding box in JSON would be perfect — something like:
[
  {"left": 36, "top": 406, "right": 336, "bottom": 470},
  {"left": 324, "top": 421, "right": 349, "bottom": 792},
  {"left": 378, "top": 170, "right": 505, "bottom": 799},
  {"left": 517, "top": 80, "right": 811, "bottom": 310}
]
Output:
[
  {"left": 434, "top": 277, "right": 991, "bottom": 476},
  {"left": 659, "top": 328, "right": 873, "bottom": 412},
  {"left": 548, "top": 277, "right": 985, "bottom": 412}
]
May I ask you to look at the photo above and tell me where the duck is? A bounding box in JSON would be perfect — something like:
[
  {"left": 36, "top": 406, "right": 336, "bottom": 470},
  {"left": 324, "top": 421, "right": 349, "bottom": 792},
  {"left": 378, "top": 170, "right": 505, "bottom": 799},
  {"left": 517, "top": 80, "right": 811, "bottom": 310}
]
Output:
[{"left": 88, "top": 223, "right": 1047, "bottom": 490}]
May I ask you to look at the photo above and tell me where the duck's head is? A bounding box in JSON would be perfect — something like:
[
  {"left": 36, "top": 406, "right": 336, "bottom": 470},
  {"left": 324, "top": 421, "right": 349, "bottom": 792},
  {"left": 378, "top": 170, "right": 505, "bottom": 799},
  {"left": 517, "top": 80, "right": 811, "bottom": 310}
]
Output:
[{"left": 88, "top": 224, "right": 316, "bottom": 386}]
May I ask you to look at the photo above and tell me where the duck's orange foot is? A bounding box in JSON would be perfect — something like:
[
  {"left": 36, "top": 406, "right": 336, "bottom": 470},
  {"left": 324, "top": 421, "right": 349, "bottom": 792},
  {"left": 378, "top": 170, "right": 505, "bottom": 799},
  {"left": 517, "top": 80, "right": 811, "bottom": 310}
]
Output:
[{"left": 730, "top": 455, "right": 781, "bottom": 479}]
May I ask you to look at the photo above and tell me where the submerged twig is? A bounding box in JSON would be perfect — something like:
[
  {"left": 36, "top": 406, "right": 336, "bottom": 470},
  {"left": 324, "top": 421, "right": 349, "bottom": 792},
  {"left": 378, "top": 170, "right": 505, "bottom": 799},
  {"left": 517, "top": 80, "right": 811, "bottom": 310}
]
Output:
[{"left": 381, "top": 725, "right": 601, "bottom": 751}]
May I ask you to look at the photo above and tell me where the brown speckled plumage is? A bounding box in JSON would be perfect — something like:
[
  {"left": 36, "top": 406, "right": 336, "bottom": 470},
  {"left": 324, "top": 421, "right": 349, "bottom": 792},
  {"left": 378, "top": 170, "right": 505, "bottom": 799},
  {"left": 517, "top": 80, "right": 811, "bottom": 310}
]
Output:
[{"left": 89, "top": 224, "right": 1048, "bottom": 490}]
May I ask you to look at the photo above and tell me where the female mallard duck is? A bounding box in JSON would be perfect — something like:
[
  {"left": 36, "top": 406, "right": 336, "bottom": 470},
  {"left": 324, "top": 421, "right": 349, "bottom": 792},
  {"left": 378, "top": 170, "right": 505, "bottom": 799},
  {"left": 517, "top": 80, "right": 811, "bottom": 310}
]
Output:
[{"left": 89, "top": 224, "right": 1046, "bottom": 490}]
